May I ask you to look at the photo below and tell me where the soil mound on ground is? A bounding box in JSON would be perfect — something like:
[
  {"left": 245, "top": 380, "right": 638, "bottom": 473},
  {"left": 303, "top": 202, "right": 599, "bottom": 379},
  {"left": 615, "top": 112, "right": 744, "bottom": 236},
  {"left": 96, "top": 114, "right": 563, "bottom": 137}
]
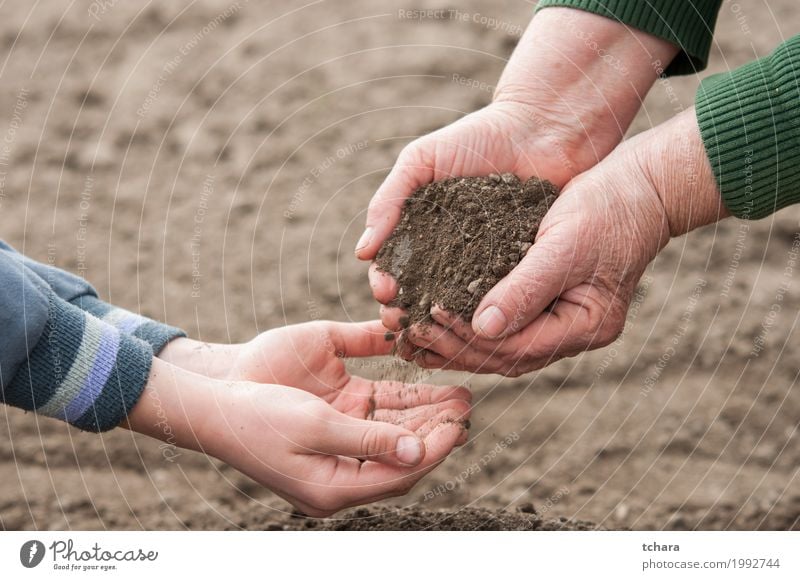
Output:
[{"left": 280, "top": 506, "right": 601, "bottom": 531}]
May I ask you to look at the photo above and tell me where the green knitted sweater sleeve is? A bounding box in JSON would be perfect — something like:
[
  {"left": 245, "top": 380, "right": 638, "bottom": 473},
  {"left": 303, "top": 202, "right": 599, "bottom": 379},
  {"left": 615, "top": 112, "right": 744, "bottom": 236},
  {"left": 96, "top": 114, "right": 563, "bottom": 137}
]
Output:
[
  {"left": 535, "top": 0, "right": 722, "bottom": 75},
  {"left": 695, "top": 35, "right": 800, "bottom": 219}
]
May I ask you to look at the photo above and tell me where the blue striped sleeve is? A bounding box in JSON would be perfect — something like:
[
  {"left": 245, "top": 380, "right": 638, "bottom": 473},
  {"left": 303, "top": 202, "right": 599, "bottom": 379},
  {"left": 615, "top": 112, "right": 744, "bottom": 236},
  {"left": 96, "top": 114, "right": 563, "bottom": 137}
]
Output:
[
  {"left": 0, "top": 240, "right": 185, "bottom": 355},
  {"left": 70, "top": 295, "right": 186, "bottom": 355},
  {"left": 0, "top": 239, "right": 95, "bottom": 303},
  {"left": 3, "top": 291, "right": 153, "bottom": 432}
]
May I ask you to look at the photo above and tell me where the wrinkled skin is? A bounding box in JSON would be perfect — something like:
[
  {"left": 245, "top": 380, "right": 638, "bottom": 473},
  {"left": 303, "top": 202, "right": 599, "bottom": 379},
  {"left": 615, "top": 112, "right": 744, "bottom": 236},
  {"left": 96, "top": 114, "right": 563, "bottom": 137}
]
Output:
[
  {"left": 393, "top": 109, "right": 726, "bottom": 376},
  {"left": 360, "top": 99, "right": 618, "bottom": 333},
  {"left": 356, "top": 8, "right": 691, "bottom": 376},
  {"left": 401, "top": 136, "right": 670, "bottom": 376}
]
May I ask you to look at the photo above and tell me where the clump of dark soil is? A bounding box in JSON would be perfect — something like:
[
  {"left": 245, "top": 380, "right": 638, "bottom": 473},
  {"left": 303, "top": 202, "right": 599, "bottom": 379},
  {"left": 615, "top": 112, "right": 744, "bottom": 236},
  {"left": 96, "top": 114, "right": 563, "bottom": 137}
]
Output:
[
  {"left": 278, "top": 506, "right": 601, "bottom": 531},
  {"left": 375, "top": 174, "right": 557, "bottom": 327}
]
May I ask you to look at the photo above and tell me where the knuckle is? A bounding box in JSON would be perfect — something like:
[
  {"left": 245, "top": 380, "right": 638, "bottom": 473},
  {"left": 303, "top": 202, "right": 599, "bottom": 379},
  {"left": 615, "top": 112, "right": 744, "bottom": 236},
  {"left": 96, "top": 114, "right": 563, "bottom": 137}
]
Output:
[
  {"left": 449, "top": 399, "right": 472, "bottom": 418},
  {"left": 453, "top": 385, "right": 473, "bottom": 403},
  {"left": 505, "top": 285, "right": 531, "bottom": 312},
  {"left": 359, "top": 427, "right": 386, "bottom": 459},
  {"left": 367, "top": 192, "right": 394, "bottom": 218},
  {"left": 366, "top": 196, "right": 382, "bottom": 216},
  {"left": 307, "top": 322, "right": 338, "bottom": 354},
  {"left": 508, "top": 259, "right": 538, "bottom": 288},
  {"left": 496, "top": 284, "right": 534, "bottom": 329},
  {"left": 591, "top": 302, "right": 627, "bottom": 348},
  {"left": 398, "top": 142, "right": 421, "bottom": 165},
  {"left": 397, "top": 139, "right": 432, "bottom": 172}
]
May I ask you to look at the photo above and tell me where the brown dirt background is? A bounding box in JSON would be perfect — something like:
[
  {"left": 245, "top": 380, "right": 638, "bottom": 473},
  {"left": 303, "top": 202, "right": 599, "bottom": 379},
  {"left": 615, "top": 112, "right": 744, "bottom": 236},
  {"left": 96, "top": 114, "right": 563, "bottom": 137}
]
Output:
[{"left": 1, "top": 0, "right": 799, "bottom": 531}]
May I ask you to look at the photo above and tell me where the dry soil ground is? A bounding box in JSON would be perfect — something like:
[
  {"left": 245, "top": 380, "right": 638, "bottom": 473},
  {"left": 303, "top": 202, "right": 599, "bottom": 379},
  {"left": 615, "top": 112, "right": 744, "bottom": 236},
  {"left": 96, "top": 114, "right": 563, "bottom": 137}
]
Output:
[{"left": 1, "top": 0, "right": 799, "bottom": 530}]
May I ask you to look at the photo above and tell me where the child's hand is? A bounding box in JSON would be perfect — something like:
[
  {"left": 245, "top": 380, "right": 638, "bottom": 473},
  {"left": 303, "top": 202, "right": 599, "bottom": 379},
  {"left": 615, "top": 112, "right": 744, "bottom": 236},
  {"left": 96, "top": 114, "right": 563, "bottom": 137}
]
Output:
[
  {"left": 159, "top": 320, "right": 471, "bottom": 443},
  {"left": 142, "top": 321, "right": 471, "bottom": 516},
  {"left": 125, "top": 358, "right": 470, "bottom": 517},
  {"left": 209, "top": 381, "right": 468, "bottom": 517}
]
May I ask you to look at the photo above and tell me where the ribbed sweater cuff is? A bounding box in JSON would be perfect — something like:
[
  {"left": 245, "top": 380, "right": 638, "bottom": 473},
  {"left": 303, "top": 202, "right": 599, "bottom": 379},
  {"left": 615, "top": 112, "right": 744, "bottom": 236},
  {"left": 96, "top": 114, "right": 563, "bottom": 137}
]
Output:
[
  {"left": 70, "top": 295, "right": 186, "bottom": 355},
  {"left": 3, "top": 293, "right": 153, "bottom": 432},
  {"left": 696, "top": 35, "right": 800, "bottom": 219},
  {"left": 535, "top": 0, "right": 721, "bottom": 75}
]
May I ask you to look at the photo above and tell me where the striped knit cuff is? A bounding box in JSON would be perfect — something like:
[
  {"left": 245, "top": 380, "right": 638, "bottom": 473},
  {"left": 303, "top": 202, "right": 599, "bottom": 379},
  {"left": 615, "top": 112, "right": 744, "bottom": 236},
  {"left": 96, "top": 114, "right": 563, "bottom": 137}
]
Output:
[
  {"left": 696, "top": 35, "right": 800, "bottom": 219},
  {"left": 535, "top": 0, "right": 722, "bottom": 75},
  {"left": 2, "top": 293, "right": 153, "bottom": 432},
  {"left": 70, "top": 295, "right": 186, "bottom": 355}
]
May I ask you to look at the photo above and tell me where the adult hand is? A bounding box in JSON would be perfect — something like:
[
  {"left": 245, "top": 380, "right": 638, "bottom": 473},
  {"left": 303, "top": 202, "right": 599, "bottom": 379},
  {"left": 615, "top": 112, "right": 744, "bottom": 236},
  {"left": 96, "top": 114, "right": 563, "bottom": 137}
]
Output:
[
  {"left": 356, "top": 7, "right": 680, "bottom": 331},
  {"left": 403, "top": 108, "right": 728, "bottom": 376},
  {"left": 360, "top": 99, "right": 595, "bottom": 331}
]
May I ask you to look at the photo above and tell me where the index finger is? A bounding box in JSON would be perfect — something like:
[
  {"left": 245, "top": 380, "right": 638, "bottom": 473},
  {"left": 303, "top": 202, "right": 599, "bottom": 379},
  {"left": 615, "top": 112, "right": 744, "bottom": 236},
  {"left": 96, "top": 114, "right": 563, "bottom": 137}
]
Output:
[
  {"left": 368, "top": 262, "right": 399, "bottom": 304},
  {"left": 327, "top": 320, "right": 396, "bottom": 358}
]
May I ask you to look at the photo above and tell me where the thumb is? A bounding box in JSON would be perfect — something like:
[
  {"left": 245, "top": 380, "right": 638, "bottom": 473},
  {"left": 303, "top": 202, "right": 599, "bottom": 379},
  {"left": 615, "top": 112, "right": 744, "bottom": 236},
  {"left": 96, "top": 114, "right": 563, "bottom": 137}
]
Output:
[
  {"left": 312, "top": 409, "right": 426, "bottom": 468},
  {"left": 472, "top": 224, "right": 586, "bottom": 339},
  {"left": 355, "top": 143, "right": 433, "bottom": 260}
]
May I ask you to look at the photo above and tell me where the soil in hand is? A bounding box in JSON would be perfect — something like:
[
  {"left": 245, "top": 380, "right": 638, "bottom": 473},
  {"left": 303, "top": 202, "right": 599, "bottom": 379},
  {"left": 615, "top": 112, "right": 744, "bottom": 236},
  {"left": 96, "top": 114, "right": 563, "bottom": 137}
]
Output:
[{"left": 375, "top": 174, "right": 557, "bottom": 327}]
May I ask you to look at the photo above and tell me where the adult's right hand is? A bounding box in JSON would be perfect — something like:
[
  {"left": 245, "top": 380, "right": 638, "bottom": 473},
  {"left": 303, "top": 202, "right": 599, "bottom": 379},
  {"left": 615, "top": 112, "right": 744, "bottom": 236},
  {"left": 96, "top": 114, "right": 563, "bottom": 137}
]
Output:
[
  {"left": 355, "top": 7, "right": 680, "bottom": 332},
  {"left": 358, "top": 99, "right": 601, "bottom": 331}
]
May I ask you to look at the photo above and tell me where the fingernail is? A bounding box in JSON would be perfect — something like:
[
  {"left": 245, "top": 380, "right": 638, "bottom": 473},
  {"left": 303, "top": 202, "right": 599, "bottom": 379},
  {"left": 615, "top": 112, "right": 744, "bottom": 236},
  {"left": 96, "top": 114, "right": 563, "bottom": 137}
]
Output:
[
  {"left": 355, "top": 227, "right": 373, "bottom": 254},
  {"left": 396, "top": 436, "right": 422, "bottom": 466},
  {"left": 475, "top": 306, "right": 507, "bottom": 338}
]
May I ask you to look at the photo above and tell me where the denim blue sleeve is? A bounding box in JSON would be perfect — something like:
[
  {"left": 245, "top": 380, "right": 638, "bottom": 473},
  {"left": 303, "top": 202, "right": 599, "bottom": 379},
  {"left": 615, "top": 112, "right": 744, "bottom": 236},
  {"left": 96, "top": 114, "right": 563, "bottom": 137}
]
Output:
[
  {"left": 0, "top": 240, "right": 185, "bottom": 354},
  {"left": 0, "top": 247, "right": 51, "bottom": 387},
  {"left": 0, "top": 244, "right": 153, "bottom": 432},
  {"left": 0, "top": 239, "right": 97, "bottom": 302}
]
